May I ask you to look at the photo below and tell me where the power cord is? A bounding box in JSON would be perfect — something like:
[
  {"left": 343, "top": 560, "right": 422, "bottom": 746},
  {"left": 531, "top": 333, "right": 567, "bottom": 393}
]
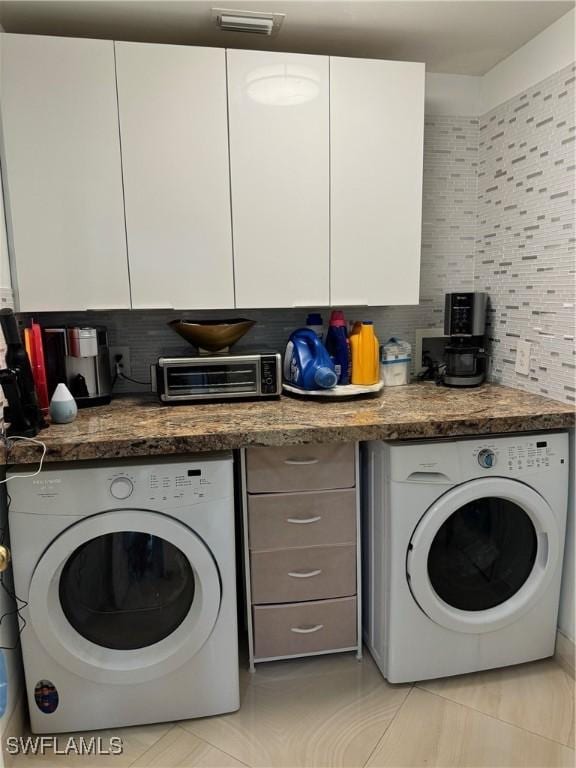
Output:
[
  {"left": 118, "top": 372, "right": 151, "bottom": 387},
  {"left": 0, "top": 435, "right": 47, "bottom": 649},
  {"left": 112, "top": 356, "right": 150, "bottom": 388},
  {"left": 0, "top": 436, "right": 46, "bottom": 484}
]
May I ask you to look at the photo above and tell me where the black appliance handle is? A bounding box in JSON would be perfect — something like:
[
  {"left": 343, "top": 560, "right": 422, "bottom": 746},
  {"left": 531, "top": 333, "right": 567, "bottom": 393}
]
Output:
[
  {"left": 0, "top": 369, "right": 35, "bottom": 437},
  {"left": 0, "top": 310, "right": 47, "bottom": 436},
  {"left": 0, "top": 308, "right": 21, "bottom": 346}
]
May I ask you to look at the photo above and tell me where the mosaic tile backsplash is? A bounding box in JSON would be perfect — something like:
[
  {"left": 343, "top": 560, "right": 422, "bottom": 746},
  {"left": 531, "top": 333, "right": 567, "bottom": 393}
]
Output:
[
  {"left": 15, "top": 64, "right": 576, "bottom": 403},
  {"left": 475, "top": 63, "right": 575, "bottom": 403}
]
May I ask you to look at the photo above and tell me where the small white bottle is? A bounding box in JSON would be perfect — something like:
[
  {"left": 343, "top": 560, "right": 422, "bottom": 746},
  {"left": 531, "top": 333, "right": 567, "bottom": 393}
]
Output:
[{"left": 49, "top": 383, "right": 78, "bottom": 424}]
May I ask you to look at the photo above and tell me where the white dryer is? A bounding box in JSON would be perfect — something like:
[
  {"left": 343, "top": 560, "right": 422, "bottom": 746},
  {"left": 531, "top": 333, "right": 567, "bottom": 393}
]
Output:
[
  {"left": 362, "top": 432, "right": 568, "bottom": 683},
  {"left": 8, "top": 453, "right": 239, "bottom": 733}
]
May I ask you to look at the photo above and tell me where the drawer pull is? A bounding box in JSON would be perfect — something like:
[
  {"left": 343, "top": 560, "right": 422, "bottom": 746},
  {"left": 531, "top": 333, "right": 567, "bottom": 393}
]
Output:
[
  {"left": 284, "top": 458, "right": 320, "bottom": 466},
  {"left": 290, "top": 624, "right": 324, "bottom": 634},
  {"left": 288, "top": 569, "right": 322, "bottom": 579},
  {"left": 286, "top": 515, "right": 322, "bottom": 525}
]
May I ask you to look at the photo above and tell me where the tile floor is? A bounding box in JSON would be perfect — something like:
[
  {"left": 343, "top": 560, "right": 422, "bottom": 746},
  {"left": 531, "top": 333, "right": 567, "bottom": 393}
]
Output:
[{"left": 11, "top": 652, "right": 575, "bottom": 768}]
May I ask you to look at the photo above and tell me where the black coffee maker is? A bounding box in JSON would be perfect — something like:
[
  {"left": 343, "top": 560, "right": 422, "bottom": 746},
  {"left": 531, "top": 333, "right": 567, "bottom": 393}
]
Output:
[
  {"left": 443, "top": 293, "right": 487, "bottom": 387},
  {"left": 0, "top": 309, "right": 47, "bottom": 436}
]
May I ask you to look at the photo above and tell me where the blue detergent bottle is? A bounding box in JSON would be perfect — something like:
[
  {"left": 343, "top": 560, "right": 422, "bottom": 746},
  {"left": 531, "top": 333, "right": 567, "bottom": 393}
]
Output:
[
  {"left": 325, "top": 310, "right": 351, "bottom": 385},
  {"left": 284, "top": 329, "right": 337, "bottom": 390}
]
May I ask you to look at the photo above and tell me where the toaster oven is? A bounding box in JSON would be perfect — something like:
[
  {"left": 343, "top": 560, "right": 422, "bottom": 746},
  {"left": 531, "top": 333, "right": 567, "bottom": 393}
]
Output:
[{"left": 151, "top": 352, "right": 282, "bottom": 403}]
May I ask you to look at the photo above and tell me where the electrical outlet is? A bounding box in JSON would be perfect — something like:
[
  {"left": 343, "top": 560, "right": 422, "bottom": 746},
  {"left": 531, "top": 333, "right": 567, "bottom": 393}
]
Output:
[
  {"left": 515, "top": 340, "right": 531, "bottom": 376},
  {"left": 109, "top": 346, "right": 132, "bottom": 378}
]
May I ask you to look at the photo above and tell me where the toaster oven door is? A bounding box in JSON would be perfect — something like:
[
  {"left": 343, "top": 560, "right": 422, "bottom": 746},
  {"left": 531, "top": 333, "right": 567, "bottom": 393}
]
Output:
[{"left": 160, "top": 358, "right": 261, "bottom": 401}]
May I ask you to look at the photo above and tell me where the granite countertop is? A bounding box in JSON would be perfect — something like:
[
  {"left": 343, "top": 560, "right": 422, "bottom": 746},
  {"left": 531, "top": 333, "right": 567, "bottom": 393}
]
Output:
[{"left": 3, "top": 383, "right": 574, "bottom": 465}]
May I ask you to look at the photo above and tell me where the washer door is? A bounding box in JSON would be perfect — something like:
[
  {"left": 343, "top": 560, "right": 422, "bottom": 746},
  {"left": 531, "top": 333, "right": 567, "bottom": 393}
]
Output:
[
  {"left": 29, "top": 510, "right": 221, "bottom": 684},
  {"left": 406, "top": 478, "right": 559, "bottom": 634}
]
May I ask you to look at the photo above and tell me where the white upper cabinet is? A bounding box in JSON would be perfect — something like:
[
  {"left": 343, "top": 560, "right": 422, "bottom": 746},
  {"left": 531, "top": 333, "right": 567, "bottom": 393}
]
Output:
[
  {"left": 227, "top": 50, "right": 330, "bottom": 309},
  {"left": 115, "top": 42, "right": 234, "bottom": 309},
  {"left": 1, "top": 34, "right": 130, "bottom": 312},
  {"left": 330, "top": 57, "right": 425, "bottom": 306},
  {"left": 1, "top": 36, "right": 425, "bottom": 312}
]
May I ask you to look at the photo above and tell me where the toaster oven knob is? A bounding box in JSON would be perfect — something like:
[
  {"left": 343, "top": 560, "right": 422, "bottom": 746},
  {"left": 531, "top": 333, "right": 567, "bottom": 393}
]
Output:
[{"left": 110, "top": 477, "right": 134, "bottom": 500}]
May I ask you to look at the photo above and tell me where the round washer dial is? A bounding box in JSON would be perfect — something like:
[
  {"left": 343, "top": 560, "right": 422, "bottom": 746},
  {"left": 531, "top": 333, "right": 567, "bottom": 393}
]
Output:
[
  {"left": 477, "top": 448, "right": 496, "bottom": 469},
  {"left": 110, "top": 477, "right": 134, "bottom": 500}
]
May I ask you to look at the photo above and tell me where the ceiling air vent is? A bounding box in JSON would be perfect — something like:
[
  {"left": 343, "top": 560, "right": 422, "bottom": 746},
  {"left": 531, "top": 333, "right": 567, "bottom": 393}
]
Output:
[{"left": 212, "top": 8, "right": 285, "bottom": 36}]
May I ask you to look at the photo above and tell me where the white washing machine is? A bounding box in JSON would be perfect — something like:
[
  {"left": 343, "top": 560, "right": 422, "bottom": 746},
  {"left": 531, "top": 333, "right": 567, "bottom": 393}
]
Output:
[
  {"left": 362, "top": 432, "right": 568, "bottom": 683},
  {"left": 8, "top": 453, "right": 239, "bottom": 733}
]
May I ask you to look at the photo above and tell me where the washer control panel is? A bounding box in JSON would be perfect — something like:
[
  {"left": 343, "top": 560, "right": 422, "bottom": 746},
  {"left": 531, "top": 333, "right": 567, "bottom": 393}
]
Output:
[
  {"left": 472, "top": 437, "right": 559, "bottom": 475},
  {"left": 389, "top": 432, "right": 567, "bottom": 485},
  {"left": 504, "top": 439, "right": 553, "bottom": 473}
]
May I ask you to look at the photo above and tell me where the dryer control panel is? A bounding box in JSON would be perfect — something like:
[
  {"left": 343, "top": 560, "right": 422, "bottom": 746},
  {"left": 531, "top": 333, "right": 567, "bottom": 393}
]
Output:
[
  {"left": 107, "top": 458, "right": 232, "bottom": 507},
  {"left": 8, "top": 453, "right": 234, "bottom": 514}
]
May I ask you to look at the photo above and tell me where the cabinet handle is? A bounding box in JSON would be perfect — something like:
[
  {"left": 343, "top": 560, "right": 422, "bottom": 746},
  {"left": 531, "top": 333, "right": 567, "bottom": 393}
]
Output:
[
  {"left": 284, "top": 458, "right": 320, "bottom": 466},
  {"left": 288, "top": 569, "right": 322, "bottom": 579},
  {"left": 286, "top": 516, "right": 322, "bottom": 525},
  {"left": 290, "top": 624, "right": 324, "bottom": 634}
]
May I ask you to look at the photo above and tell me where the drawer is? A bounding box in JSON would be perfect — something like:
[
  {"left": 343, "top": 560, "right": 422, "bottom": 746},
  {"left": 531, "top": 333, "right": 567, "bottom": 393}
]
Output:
[
  {"left": 250, "top": 544, "right": 356, "bottom": 604},
  {"left": 246, "top": 444, "right": 355, "bottom": 494},
  {"left": 248, "top": 489, "right": 356, "bottom": 550},
  {"left": 253, "top": 597, "right": 357, "bottom": 659}
]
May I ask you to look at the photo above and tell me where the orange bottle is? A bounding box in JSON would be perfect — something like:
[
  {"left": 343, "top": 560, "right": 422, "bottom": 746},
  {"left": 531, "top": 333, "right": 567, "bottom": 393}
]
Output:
[{"left": 350, "top": 321, "right": 380, "bottom": 385}]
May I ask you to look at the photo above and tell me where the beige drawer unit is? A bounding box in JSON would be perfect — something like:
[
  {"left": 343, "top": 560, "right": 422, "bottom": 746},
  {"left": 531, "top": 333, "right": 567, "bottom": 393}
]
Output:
[
  {"left": 240, "top": 442, "right": 361, "bottom": 669},
  {"left": 245, "top": 443, "right": 355, "bottom": 493},
  {"left": 253, "top": 597, "right": 357, "bottom": 660},
  {"left": 251, "top": 544, "right": 356, "bottom": 604},
  {"left": 247, "top": 489, "right": 356, "bottom": 550}
]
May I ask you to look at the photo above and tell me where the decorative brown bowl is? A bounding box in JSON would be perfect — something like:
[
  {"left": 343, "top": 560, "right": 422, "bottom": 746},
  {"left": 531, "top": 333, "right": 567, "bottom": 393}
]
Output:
[{"left": 168, "top": 318, "right": 256, "bottom": 352}]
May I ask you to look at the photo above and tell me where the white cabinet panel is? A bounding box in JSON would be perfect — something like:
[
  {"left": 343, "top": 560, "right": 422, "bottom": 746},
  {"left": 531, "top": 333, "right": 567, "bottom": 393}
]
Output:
[
  {"left": 227, "top": 50, "right": 329, "bottom": 309},
  {"left": 115, "top": 42, "right": 234, "bottom": 310},
  {"left": 330, "top": 57, "right": 425, "bottom": 306},
  {"left": 1, "top": 34, "right": 130, "bottom": 311}
]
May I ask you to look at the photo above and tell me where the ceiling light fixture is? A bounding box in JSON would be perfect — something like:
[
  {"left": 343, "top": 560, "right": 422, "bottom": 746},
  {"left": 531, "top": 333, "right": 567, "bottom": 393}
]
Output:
[{"left": 212, "top": 8, "right": 285, "bottom": 36}]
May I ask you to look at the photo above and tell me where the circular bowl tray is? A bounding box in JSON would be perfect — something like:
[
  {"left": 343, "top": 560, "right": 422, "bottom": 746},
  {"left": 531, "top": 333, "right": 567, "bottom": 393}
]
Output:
[{"left": 283, "top": 380, "right": 384, "bottom": 398}]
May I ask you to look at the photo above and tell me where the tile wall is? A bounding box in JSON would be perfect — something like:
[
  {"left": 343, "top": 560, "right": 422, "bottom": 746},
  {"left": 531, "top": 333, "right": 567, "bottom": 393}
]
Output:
[{"left": 475, "top": 63, "right": 576, "bottom": 403}]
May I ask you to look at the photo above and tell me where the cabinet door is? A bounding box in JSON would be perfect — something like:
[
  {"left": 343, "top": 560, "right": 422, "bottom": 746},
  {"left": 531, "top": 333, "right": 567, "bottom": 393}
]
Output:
[
  {"left": 115, "top": 42, "right": 234, "bottom": 309},
  {"left": 227, "top": 50, "right": 329, "bottom": 309},
  {"left": 1, "top": 34, "right": 130, "bottom": 311},
  {"left": 330, "top": 57, "right": 425, "bottom": 306}
]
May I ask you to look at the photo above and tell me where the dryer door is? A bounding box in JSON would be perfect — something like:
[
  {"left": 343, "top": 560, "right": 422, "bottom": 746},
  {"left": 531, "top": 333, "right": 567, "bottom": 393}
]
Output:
[
  {"left": 406, "top": 478, "right": 560, "bottom": 634},
  {"left": 28, "top": 510, "right": 222, "bottom": 684}
]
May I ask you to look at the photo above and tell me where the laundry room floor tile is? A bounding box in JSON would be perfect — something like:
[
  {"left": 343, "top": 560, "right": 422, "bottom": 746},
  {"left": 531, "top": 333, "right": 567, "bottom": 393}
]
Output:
[
  {"left": 366, "top": 687, "right": 575, "bottom": 768},
  {"left": 417, "top": 658, "right": 576, "bottom": 747},
  {"left": 9, "top": 656, "right": 576, "bottom": 768},
  {"left": 130, "top": 725, "right": 249, "bottom": 767},
  {"left": 180, "top": 652, "right": 410, "bottom": 767}
]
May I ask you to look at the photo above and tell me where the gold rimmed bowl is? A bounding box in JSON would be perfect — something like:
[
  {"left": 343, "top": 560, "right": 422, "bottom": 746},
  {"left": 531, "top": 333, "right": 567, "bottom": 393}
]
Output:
[{"left": 168, "top": 318, "right": 256, "bottom": 352}]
